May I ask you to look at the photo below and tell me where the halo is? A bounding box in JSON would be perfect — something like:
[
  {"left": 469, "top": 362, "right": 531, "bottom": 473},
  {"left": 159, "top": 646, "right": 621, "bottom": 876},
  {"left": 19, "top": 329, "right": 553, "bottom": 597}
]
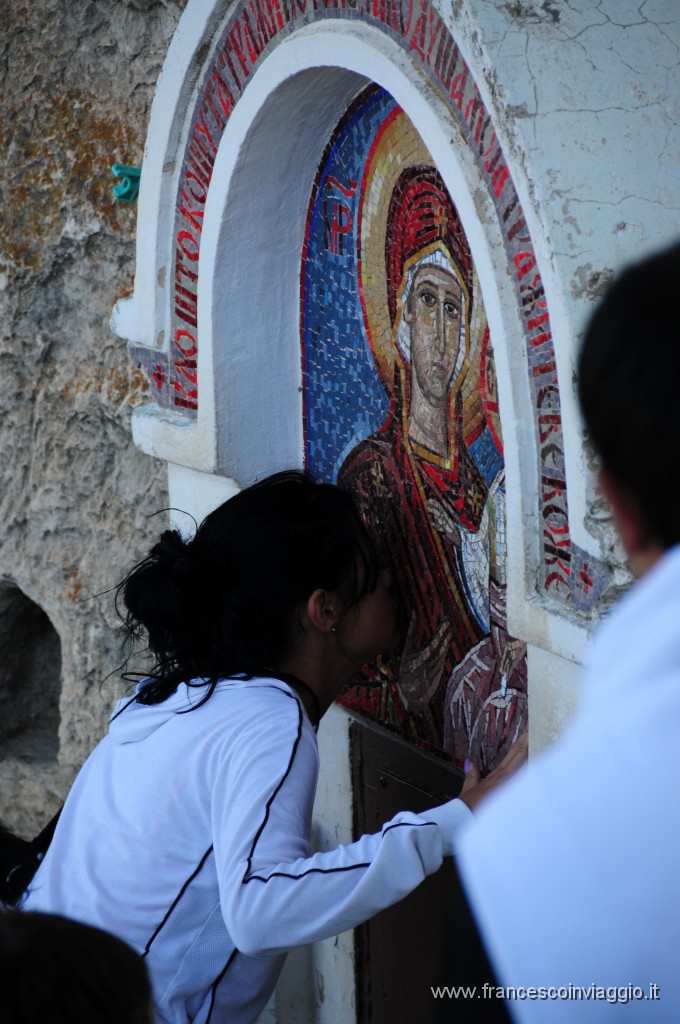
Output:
[{"left": 357, "top": 108, "right": 489, "bottom": 443}]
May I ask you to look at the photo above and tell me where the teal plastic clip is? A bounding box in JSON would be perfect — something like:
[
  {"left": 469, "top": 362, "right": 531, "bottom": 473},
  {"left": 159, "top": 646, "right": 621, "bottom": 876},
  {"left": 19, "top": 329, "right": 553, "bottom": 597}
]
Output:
[{"left": 111, "top": 164, "right": 141, "bottom": 203}]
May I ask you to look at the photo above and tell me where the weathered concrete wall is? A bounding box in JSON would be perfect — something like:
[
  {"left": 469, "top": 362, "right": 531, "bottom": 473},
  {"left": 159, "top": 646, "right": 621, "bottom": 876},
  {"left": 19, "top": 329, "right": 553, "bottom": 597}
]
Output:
[{"left": 0, "top": 0, "right": 188, "bottom": 837}]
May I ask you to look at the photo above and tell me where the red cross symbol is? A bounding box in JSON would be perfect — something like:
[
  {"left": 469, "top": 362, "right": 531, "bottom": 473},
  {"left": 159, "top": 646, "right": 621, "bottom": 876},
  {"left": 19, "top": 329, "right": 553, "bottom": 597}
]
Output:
[
  {"left": 579, "top": 562, "right": 594, "bottom": 594},
  {"left": 152, "top": 364, "right": 166, "bottom": 391}
]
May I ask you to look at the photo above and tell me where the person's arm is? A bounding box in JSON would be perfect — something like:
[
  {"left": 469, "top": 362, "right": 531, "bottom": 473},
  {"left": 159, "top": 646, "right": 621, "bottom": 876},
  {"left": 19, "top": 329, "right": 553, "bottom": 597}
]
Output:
[{"left": 213, "top": 688, "right": 472, "bottom": 957}]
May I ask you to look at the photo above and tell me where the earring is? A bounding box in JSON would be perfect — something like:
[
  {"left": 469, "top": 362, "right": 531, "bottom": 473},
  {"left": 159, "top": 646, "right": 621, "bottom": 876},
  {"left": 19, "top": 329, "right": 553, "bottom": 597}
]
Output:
[{"left": 331, "top": 626, "right": 337, "bottom": 634}]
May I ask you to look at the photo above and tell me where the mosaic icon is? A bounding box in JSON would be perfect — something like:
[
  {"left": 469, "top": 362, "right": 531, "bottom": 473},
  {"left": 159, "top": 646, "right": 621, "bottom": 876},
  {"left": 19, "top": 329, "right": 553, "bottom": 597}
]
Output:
[{"left": 302, "top": 87, "right": 527, "bottom": 771}]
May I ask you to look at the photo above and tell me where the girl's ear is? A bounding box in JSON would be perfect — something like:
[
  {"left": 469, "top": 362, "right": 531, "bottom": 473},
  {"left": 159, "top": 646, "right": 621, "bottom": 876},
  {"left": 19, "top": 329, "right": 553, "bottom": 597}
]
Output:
[{"left": 305, "top": 589, "right": 339, "bottom": 634}]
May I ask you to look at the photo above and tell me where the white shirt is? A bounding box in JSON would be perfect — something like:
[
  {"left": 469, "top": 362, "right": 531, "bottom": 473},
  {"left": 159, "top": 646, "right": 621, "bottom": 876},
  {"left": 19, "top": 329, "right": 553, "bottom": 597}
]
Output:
[
  {"left": 457, "top": 545, "right": 680, "bottom": 1021},
  {"left": 24, "top": 676, "right": 470, "bottom": 1024}
]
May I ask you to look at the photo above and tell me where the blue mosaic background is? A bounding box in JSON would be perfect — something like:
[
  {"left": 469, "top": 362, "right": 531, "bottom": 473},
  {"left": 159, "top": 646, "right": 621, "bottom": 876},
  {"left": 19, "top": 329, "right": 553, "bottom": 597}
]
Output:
[{"left": 302, "top": 88, "right": 393, "bottom": 481}]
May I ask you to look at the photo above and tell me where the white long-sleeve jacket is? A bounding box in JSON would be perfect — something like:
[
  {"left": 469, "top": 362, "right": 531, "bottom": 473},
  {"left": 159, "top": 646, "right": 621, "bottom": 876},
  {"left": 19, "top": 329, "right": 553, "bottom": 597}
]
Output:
[
  {"left": 24, "top": 677, "right": 470, "bottom": 1024},
  {"left": 458, "top": 545, "right": 680, "bottom": 1021}
]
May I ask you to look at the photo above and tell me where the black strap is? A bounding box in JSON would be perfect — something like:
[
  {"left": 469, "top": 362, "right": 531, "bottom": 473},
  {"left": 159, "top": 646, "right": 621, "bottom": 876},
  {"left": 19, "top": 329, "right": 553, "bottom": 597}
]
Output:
[
  {"left": 256, "top": 668, "right": 322, "bottom": 727},
  {"left": 0, "top": 807, "right": 62, "bottom": 907},
  {"left": 32, "top": 806, "right": 62, "bottom": 856}
]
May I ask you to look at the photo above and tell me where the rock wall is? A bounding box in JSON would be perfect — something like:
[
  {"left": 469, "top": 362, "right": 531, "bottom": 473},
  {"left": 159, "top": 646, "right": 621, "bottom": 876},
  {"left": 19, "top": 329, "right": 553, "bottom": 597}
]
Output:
[{"left": 0, "top": 0, "right": 188, "bottom": 837}]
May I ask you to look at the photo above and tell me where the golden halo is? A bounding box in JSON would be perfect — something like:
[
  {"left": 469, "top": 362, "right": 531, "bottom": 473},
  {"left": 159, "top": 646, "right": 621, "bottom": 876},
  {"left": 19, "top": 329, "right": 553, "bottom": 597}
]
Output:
[{"left": 358, "top": 108, "right": 489, "bottom": 443}]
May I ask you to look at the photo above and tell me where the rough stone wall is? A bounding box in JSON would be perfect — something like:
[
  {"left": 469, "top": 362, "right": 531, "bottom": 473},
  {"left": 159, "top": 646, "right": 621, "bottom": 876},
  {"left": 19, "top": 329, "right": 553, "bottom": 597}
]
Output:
[{"left": 0, "top": 0, "right": 188, "bottom": 837}]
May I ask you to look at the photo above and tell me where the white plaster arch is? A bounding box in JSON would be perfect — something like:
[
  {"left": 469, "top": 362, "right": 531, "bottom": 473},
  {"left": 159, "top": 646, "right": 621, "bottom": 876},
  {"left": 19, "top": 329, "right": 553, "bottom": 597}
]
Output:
[
  {"left": 201, "top": 61, "right": 365, "bottom": 484},
  {"left": 115, "top": 12, "right": 593, "bottom": 659},
  {"left": 196, "top": 23, "right": 554, "bottom": 652}
]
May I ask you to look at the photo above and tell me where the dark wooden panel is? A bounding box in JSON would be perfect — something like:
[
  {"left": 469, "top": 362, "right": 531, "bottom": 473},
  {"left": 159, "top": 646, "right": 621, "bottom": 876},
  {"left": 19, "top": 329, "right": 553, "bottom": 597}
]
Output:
[{"left": 350, "top": 718, "right": 464, "bottom": 1024}]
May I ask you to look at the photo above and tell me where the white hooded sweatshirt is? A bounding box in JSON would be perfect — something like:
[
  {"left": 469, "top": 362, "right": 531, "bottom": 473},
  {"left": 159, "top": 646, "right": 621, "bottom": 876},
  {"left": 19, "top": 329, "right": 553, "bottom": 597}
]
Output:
[{"left": 24, "top": 676, "right": 470, "bottom": 1024}]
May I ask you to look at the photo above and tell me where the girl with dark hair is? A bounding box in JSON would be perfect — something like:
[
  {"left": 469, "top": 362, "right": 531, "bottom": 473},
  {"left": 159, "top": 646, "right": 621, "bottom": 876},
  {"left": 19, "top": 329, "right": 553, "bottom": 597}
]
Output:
[{"left": 22, "top": 470, "right": 524, "bottom": 1024}]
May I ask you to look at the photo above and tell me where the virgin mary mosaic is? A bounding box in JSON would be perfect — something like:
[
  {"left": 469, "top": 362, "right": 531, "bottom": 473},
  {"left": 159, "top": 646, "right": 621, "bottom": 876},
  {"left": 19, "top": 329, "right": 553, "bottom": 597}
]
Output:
[{"left": 301, "top": 86, "right": 527, "bottom": 773}]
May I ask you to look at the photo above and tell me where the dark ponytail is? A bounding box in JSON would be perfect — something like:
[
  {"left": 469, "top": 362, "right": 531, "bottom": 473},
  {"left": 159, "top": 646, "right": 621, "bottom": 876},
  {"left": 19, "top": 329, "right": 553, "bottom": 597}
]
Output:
[{"left": 118, "top": 470, "right": 378, "bottom": 706}]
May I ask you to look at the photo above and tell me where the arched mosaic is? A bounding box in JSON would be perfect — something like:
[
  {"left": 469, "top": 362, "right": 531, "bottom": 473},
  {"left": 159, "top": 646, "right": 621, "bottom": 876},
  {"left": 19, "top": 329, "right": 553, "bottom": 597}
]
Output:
[
  {"left": 129, "top": 0, "right": 612, "bottom": 618},
  {"left": 302, "top": 86, "right": 526, "bottom": 769}
]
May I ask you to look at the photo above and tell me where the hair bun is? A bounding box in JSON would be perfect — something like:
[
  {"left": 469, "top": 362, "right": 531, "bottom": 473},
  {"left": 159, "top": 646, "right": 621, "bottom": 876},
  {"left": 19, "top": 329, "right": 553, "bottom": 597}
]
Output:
[
  {"left": 151, "top": 530, "right": 186, "bottom": 563},
  {"left": 150, "top": 531, "right": 198, "bottom": 582}
]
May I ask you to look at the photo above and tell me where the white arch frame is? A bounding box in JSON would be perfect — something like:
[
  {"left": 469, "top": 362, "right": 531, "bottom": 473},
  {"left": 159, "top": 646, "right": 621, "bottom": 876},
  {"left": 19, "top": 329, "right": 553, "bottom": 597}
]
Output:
[{"left": 111, "top": 4, "right": 591, "bottom": 660}]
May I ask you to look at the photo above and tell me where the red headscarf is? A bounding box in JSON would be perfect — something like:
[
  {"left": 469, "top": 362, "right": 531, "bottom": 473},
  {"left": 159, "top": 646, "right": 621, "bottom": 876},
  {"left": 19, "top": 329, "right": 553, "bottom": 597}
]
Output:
[{"left": 385, "top": 166, "right": 472, "bottom": 326}]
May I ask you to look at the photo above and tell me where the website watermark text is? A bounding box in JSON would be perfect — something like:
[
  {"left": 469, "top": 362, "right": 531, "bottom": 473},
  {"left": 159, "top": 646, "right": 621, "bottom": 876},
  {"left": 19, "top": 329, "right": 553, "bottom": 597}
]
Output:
[{"left": 431, "top": 983, "right": 661, "bottom": 1004}]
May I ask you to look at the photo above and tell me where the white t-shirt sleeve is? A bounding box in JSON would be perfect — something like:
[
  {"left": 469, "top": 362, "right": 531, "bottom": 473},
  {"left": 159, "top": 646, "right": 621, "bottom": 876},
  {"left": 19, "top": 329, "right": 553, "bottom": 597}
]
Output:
[{"left": 213, "top": 689, "right": 471, "bottom": 957}]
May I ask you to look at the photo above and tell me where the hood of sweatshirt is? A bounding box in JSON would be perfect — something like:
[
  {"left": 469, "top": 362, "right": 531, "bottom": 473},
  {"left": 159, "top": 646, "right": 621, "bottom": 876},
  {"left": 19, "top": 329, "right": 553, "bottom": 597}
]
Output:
[{"left": 107, "top": 679, "right": 219, "bottom": 745}]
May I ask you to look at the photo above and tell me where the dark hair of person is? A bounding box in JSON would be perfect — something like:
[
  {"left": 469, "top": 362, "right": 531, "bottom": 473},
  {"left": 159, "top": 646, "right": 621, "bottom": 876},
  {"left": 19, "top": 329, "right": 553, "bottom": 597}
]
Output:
[
  {"left": 118, "top": 470, "right": 380, "bottom": 707},
  {"left": 0, "top": 910, "right": 153, "bottom": 1024},
  {"left": 577, "top": 241, "right": 680, "bottom": 549}
]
